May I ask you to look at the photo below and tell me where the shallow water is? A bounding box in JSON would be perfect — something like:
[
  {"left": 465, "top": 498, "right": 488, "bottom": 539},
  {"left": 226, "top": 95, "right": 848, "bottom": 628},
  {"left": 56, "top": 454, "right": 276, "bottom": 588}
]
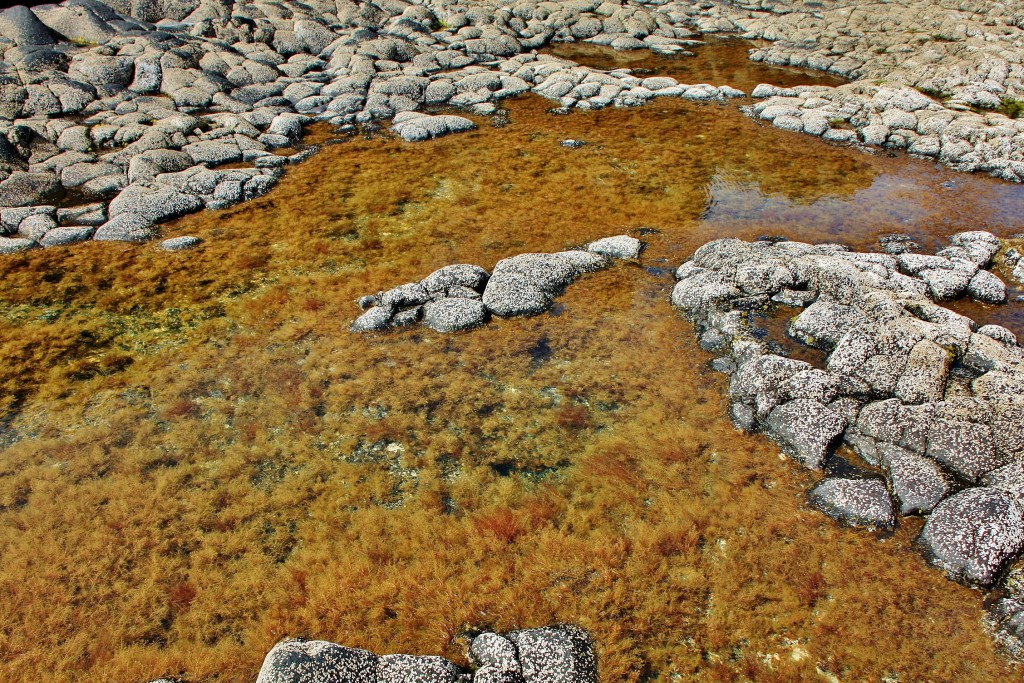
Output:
[
  {"left": 544, "top": 36, "right": 848, "bottom": 92},
  {"left": 1, "top": 43, "right": 1024, "bottom": 683}
]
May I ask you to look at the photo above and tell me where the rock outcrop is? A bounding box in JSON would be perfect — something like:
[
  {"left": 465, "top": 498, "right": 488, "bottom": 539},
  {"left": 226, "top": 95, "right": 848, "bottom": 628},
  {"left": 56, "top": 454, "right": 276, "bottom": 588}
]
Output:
[{"left": 350, "top": 235, "right": 640, "bottom": 332}]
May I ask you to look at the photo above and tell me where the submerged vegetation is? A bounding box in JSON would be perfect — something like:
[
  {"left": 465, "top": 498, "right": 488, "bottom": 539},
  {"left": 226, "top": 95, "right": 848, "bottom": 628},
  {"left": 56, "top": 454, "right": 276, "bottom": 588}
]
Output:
[
  {"left": 1001, "top": 97, "right": 1024, "bottom": 120},
  {"left": 0, "top": 94, "right": 1023, "bottom": 682}
]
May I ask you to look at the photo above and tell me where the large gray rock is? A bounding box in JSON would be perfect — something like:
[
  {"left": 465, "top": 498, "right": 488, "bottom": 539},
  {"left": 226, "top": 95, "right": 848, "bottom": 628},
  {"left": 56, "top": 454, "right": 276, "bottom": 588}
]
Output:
[
  {"left": 482, "top": 253, "right": 579, "bottom": 318},
  {"left": 469, "top": 633, "right": 520, "bottom": 673},
  {"left": 0, "top": 172, "right": 60, "bottom": 207},
  {"left": 878, "top": 443, "right": 952, "bottom": 515},
  {"left": 376, "top": 654, "right": 464, "bottom": 683},
  {"left": 391, "top": 112, "right": 476, "bottom": 142},
  {"left": 33, "top": 4, "right": 116, "bottom": 45},
  {"left": 506, "top": 625, "right": 597, "bottom": 683},
  {"left": 789, "top": 299, "right": 868, "bottom": 349},
  {"left": 422, "top": 298, "right": 488, "bottom": 332},
  {"left": 421, "top": 264, "right": 489, "bottom": 293},
  {"left": 40, "top": 226, "right": 94, "bottom": 248},
  {"left": 925, "top": 418, "right": 1003, "bottom": 483},
  {"left": 93, "top": 212, "right": 156, "bottom": 242},
  {"left": 671, "top": 269, "right": 741, "bottom": 316},
  {"left": 809, "top": 477, "right": 895, "bottom": 528},
  {"left": 255, "top": 639, "right": 379, "bottom": 683},
  {"left": 0, "top": 5, "right": 58, "bottom": 46},
  {"left": 894, "top": 339, "right": 950, "bottom": 404},
  {"left": 967, "top": 269, "right": 1006, "bottom": 304},
  {"left": 949, "top": 231, "right": 1001, "bottom": 267},
  {"left": 919, "top": 487, "right": 1024, "bottom": 586},
  {"left": 765, "top": 399, "right": 847, "bottom": 469},
  {"left": 350, "top": 306, "right": 394, "bottom": 332},
  {"left": 586, "top": 235, "right": 643, "bottom": 259},
  {"left": 482, "top": 272, "right": 552, "bottom": 318},
  {"left": 108, "top": 184, "right": 203, "bottom": 224}
]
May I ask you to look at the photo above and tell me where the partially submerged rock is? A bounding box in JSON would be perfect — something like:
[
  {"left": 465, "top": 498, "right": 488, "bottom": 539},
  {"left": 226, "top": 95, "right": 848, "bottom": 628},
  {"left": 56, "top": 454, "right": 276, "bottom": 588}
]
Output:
[
  {"left": 352, "top": 237, "right": 641, "bottom": 333},
  {"left": 920, "top": 487, "right": 1024, "bottom": 587},
  {"left": 255, "top": 639, "right": 379, "bottom": 683},
  {"left": 254, "top": 625, "right": 596, "bottom": 683},
  {"left": 809, "top": 477, "right": 895, "bottom": 529},
  {"left": 391, "top": 112, "right": 476, "bottom": 142}
]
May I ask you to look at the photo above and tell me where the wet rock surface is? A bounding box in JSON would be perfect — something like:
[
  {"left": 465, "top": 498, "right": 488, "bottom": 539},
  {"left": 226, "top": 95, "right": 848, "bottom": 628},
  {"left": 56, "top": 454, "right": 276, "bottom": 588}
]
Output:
[{"left": 254, "top": 625, "right": 597, "bottom": 683}]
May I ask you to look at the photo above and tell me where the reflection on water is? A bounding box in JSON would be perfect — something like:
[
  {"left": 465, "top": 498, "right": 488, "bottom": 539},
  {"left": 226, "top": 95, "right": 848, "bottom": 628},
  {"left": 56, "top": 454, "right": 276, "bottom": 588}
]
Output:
[
  {"left": 1, "top": 52, "right": 1023, "bottom": 683},
  {"left": 544, "top": 36, "right": 848, "bottom": 92}
]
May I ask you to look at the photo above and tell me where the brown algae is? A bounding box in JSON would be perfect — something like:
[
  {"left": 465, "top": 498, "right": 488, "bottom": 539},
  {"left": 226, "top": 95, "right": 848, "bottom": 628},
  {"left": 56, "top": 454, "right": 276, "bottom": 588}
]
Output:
[{"left": 0, "top": 86, "right": 1023, "bottom": 683}]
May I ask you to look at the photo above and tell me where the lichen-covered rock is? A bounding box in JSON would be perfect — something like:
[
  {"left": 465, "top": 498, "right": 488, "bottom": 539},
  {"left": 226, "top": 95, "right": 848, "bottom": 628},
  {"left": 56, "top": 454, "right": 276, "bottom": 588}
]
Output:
[
  {"left": 470, "top": 633, "right": 520, "bottom": 673},
  {"left": 376, "top": 654, "right": 464, "bottom": 683},
  {"left": 878, "top": 443, "right": 952, "bottom": 515},
  {"left": 160, "top": 235, "right": 203, "bottom": 251},
  {"left": 392, "top": 112, "right": 476, "bottom": 142},
  {"left": 350, "top": 306, "right": 394, "bottom": 333},
  {"left": 422, "top": 298, "right": 488, "bottom": 332},
  {"left": 919, "top": 487, "right": 1024, "bottom": 586},
  {"left": 925, "top": 418, "right": 1004, "bottom": 483},
  {"left": 255, "top": 639, "right": 379, "bottom": 683},
  {"left": 586, "top": 234, "right": 643, "bottom": 259},
  {"left": 809, "top": 477, "right": 895, "bottom": 528},
  {"left": 482, "top": 253, "right": 578, "bottom": 318},
  {"left": 506, "top": 625, "right": 597, "bottom": 683},
  {"left": 421, "top": 264, "right": 489, "bottom": 294},
  {"left": 482, "top": 272, "right": 552, "bottom": 318},
  {"left": 765, "top": 399, "right": 847, "bottom": 469},
  {"left": 894, "top": 339, "right": 950, "bottom": 404},
  {"left": 966, "top": 269, "right": 1006, "bottom": 304}
]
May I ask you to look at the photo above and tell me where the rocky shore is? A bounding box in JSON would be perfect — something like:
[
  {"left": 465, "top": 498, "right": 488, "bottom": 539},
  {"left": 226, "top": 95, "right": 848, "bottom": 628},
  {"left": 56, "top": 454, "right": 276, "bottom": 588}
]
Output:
[
  {"left": 3, "top": 0, "right": 1024, "bottom": 253},
  {"left": 669, "top": 231, "right": 1024, "bottom": 655}
]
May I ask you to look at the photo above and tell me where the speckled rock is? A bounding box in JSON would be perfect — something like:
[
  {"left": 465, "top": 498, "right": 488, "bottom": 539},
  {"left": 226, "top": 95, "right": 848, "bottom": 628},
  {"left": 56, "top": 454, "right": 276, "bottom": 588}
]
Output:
[
  {"left": 422, "top": 298, "right": 488, "bottom": 332},
  {"left": 920, "top": 487, "right": 1024, "bottom": 586},
  {"left": 586, "top": 235, "right": 644, "bottom": 259},
  {"left": 809, "top": 477, "right": 895, "bottom": 528},
  {"left": 469, "top": 633, "right": 520, "bottom": 673},
  {"left": 350, "top": 306, "right": 394, "bottom": 333},
  {"left": 376, "top": 654, "right": 465, "bottom": 683},
  {"left": 878, "top": 443, "right": 952, "bottom": 515},
  {"left": 765, "top": 399, "right": 847, "bottom": 469},
  {"left": 421, "top": 264, "right": 489, "bottom": 293},
  {"left": 506, "top": 625, "right": 598, "bottom": 683},
  {"left": 255, "top": 639, "right": 379, "bottom": 683},
  {"left": 160, "top": 236, "right": 203, "bottom": 251}
]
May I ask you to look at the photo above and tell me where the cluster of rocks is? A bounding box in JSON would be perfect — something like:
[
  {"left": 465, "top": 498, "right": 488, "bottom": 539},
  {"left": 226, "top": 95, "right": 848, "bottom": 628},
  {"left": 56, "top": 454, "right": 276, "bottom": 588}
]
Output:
[
  {"left": 350, "top": 234, "right": 643, "bottom": 333},
  {"left": 670, "top": 231, "right": 1024, "bottom": 650},
  {"left": 746, "top": 83, "right": 1024, "bottom": 182},
  {"left": 252, "top": 624, "right": 598, "bottom": 683}
]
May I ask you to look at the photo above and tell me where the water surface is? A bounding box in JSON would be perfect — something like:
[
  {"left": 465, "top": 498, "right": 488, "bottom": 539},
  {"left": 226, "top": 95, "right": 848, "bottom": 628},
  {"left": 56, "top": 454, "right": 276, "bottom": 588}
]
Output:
[{"left": 0, "top": 48, "right": 1023, "bottom": 683}]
